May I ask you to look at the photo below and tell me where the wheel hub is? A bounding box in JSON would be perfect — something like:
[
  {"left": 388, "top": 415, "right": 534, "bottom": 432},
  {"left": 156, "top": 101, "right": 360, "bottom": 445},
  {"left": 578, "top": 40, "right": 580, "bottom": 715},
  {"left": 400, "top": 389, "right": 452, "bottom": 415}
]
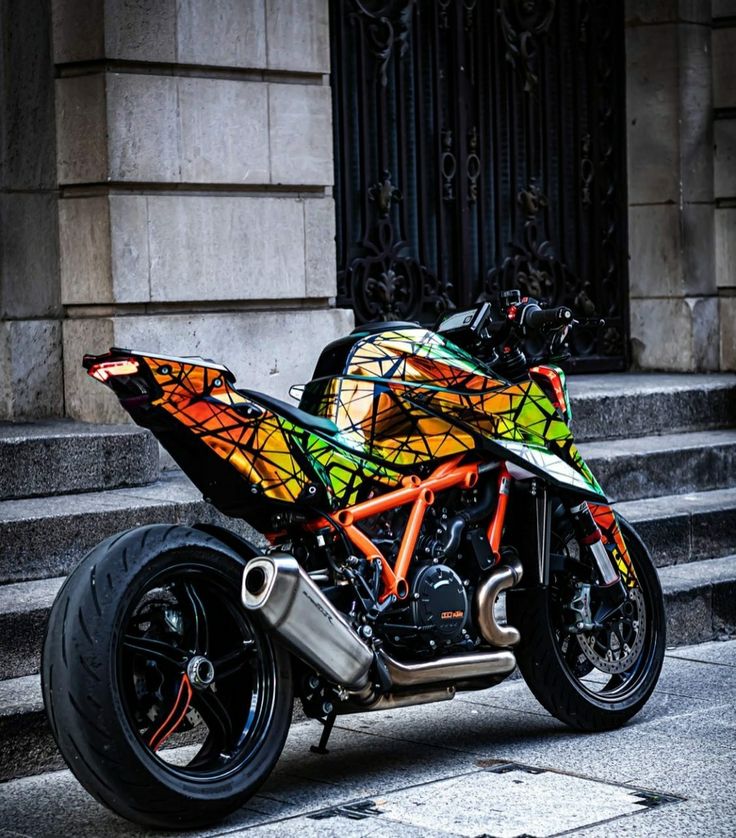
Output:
[
  {"left": 187, "top": 655, "right": 215, "bottom": 689},
  {"left": 576, "top": 587, "right": 647, "bottom": 674}
]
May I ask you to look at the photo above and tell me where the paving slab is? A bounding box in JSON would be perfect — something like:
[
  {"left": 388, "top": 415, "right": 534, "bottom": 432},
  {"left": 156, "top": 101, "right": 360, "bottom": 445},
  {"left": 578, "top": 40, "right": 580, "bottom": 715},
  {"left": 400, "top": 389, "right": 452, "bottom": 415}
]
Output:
[{"left": 0, "top": 641, "right": 733, "bottom": 838}]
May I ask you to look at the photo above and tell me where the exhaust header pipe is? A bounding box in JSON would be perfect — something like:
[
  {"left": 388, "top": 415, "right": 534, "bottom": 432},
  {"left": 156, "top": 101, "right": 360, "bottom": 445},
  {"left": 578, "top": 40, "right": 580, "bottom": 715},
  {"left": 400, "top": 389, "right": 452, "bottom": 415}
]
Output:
[
  {"left": 475, "top": 558, "right": 524, "bottom": 647},
  {"left": 243, "top": 553, "right": 521, "bottom": 698},
  {"left": 242, "top": 554, "right": 373, "bottom": 690}
]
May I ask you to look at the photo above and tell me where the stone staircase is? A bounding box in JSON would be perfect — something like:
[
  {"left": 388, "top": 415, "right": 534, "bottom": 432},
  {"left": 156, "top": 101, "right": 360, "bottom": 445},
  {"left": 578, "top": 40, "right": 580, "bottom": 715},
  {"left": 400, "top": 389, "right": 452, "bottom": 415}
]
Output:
[{"left": 1, "top": 373, "right": 735, "bottom": 781}]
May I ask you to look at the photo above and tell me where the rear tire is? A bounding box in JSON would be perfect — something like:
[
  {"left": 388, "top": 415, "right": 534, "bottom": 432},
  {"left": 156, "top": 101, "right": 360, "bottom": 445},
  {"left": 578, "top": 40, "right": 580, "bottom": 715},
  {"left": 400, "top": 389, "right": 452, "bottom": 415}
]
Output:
[
  {"left": 507, "top": 513, "right": 665, "bottom": 731},
  {"left": 41, "top": 524, "right": 292, "bottom": 829}
]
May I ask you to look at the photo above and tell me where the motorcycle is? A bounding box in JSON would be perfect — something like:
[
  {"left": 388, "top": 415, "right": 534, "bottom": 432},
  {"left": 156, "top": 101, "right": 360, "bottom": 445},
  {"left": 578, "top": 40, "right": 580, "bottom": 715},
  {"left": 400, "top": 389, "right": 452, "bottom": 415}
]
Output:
[{"left": 41, "top": 290, "right": 665, "bottom": 828}]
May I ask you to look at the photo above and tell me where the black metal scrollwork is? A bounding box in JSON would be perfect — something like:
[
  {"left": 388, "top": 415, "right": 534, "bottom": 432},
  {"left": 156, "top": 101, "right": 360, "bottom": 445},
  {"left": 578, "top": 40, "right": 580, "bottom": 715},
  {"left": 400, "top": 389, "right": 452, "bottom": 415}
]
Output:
[
  {"left": 331, "top": 0, "right": 629, "bottom": 368},
  {"left": 485, "top": 182, "right": 588, "bottom": 307},
  {"left": 498, "top": 0, "right": 556, "bottom": 92}
]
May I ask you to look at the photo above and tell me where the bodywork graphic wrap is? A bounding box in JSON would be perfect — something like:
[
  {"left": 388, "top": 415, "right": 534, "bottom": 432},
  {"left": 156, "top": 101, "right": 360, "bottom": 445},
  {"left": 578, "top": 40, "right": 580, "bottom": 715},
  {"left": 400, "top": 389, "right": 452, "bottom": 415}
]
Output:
[
  {"left": 302, "top": 329, "right": 603, "bottom": 498},
  {"left": 139, "top": 354, "right": 404, "bottom": 507}
]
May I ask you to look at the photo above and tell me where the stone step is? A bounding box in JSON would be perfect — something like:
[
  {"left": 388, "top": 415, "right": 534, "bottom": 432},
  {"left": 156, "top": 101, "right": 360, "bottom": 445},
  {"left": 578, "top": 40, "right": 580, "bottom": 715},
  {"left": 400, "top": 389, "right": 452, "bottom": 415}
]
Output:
[
  {"left": 2, "top": 484, "right": 734, "bottom": 681},
  {"left": 615, "top": 487, "right": 736, "bottom": 568},
  {"left": 568, "top": 372, "right": 736, "bottom": 442},
  {"left": 0, "top": 420, "right": 159, "bottom": 500},
  {"left": 0, "top": 674, "right": 61, "bottom": 782},
  {"left": 0, "top": 577, "right": 63, "bottom": 680},
  {"left": 2, "top": 558, "right": 734, "bottom": 782},
  {"left": 659, "top": 554, "right": 736, "bottom": 647},
  {"left": 579, "top": 429, "right": 736, "bottom": 502},
  {"left": 0, "top": 472, "right": 261, "bottom": 585}
]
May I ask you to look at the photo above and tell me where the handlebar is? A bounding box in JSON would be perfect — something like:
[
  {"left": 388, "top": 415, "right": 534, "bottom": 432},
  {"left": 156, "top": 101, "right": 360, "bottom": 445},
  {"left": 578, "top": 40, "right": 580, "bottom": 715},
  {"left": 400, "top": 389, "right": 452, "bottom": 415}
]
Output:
[{"left": 521, "top": 304, "right": 573, "bottom": 331}]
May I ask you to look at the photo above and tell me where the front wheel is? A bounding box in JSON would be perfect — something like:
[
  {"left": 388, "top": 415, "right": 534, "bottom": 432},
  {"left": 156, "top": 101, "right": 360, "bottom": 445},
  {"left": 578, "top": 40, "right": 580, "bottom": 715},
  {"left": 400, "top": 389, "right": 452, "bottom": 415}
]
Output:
[
  {"left": 41, "top": 525, "right": 293, "bottom": 829},
  {"left": 506, "top": 512, "right": 665, "bottom": 731}
]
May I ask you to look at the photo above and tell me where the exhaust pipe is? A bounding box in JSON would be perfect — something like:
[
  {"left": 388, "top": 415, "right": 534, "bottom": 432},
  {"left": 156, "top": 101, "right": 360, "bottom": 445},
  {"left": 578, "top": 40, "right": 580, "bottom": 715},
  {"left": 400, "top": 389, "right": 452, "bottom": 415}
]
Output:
[
  {"left": 381, "top": 648, "right": 515, "bottom": 688},
  {"left": 475, "top": 557, "right": 524, "bottom": 647},
  {"left": 242, "top": 554, "right": 373, "bottom": 690},
  {"left": 243, "top": 553, "right": 521, "bottom": 697}
]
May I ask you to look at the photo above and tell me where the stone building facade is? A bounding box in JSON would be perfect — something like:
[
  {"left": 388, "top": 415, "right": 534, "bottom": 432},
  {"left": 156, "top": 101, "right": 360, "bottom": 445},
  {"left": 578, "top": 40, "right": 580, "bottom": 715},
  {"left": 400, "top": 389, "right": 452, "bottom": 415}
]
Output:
[{"left": 0, "top": 0, "right": 734, "bottom": 424}]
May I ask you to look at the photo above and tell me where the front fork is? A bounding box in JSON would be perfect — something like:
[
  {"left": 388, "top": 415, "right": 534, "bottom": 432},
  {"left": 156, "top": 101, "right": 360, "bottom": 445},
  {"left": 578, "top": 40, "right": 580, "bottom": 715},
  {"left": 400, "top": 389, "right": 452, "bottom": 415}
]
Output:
[{"left": 567, "top": 500, "right": 629, "bottom": 620}]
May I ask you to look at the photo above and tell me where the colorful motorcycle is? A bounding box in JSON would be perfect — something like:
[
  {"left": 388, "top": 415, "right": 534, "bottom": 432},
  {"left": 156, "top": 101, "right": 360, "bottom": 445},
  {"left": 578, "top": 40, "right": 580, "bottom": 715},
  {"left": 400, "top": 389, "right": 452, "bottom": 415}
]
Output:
[{"left": 42, "top": 291, "right": 665, "bottom": 828}]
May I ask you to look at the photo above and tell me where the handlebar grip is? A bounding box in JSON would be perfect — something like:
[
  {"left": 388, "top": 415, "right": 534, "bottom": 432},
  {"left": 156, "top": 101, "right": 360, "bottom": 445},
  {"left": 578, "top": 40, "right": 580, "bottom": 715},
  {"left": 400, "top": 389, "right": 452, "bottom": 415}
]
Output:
[{"left": 523, "top": 305, "right": 573, "bottom": 330}]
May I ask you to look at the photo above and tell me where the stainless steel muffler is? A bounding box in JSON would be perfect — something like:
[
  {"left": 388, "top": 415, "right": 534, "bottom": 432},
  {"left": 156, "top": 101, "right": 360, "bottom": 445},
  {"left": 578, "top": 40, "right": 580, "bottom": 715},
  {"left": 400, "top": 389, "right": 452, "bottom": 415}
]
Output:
[
  {"left": 242, "top": 554, "right": 373, "bottom": 690},
  {"left": 475, "top": 557, "right": 524, "bottom": 647},
  {"left": 242, "top": 553, "right": 521, "bottom": 700}
]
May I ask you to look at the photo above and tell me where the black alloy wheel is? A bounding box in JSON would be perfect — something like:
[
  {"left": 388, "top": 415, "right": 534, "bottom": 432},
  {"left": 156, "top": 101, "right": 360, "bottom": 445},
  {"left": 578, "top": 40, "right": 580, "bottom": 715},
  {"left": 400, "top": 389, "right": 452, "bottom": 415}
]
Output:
[
  {"left": 507, "top": 510, "right": 665, "bottom": 731},
  {"left": 42, "top": 525, "right": 293, "bottom": 829}
]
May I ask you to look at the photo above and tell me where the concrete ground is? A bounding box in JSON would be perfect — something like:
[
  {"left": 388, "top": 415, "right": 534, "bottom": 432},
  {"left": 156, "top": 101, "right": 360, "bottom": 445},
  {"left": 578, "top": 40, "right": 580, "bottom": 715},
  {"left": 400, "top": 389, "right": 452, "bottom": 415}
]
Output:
[{"left": 0, "top": 640, "right": 734, "bottom": 838}]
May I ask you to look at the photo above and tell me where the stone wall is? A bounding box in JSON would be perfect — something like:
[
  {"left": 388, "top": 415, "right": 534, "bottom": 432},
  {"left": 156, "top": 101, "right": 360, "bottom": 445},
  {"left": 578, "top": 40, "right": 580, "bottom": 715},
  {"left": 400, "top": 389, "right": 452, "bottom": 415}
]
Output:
[
  {"left": 713, "top": 0, "right": 736, "bottom": 368},
  {"left": 0, "top": 0, "right": 353, "bottom": 424},
  {"left": 625, "top": 0, "right": 735, "bottom": 371},
  {"left": 625, "top": 0, "right": 719, "bottom": 371},
  {"left": 0, "top": 0, "right": 63, "bottom": 420}
]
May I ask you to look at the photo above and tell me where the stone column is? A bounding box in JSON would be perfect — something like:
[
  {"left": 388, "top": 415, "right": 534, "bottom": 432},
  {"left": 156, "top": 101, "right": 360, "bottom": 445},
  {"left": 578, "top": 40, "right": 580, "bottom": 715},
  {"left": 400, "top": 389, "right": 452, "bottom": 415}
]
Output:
[
  {"left": 0, "top": 0, "right": 63, "bottom": 419},
  {"left": 626, "top": 0, "right": 719, "bottom": 371},
  {"left": 53, "top": 0, "right": 353, "bottom": 423},
  {"left": 713, "top": 0, "right": 736, "bottom": 369}
]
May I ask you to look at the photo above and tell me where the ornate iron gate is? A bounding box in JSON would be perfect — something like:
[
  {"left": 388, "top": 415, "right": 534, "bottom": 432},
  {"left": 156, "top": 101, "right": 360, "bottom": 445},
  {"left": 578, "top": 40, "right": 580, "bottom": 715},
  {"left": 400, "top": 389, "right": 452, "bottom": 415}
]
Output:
[{"left": 330, "top": 0, "right": 629, "bottom": 371}]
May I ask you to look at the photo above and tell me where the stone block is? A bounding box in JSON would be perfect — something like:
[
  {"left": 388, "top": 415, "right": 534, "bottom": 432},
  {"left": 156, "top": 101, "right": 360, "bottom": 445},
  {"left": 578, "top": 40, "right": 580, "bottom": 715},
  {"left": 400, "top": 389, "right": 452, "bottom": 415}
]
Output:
[
  {"left": 0, "top": 193, "right": 60, "bottom": 318},
  {"left": 629, "top": 203, "right": 715, "bottom": 299},
  {"left": 0, "top": 0, "right": 57, "bottom": 190},
  {"left": 59, "top": 193, "right": 337, "bottom": 305},
  {"left": 58, "top": 73, "right": 272, "bottom": 184},
  {"left": 106, "top": 73, "right": 180, "bottom": 182},
  {"left": 720, "top": 297, "right": 736, "bottom": 370},
  {"left": 626, "top": 23, "right": 712, "bottom": 204},
  {"left": 715, "top": 207, "right": 736, "bottom": 289},
  {"left": 52, "top": 0, "right": 176, "bottom": 63},
  {"left": 269, "top": 83, "right": 333, "bottom": 185},
  {"left": 305, "top": 196, "right": 337, "bottom": 297},
  {"left": 0, "top": 320, "right": 63, "bottom": 420},
  {"left": 64, "top": 307, "right": 355, "bottom": 421},
  {"left": 714, "top": 118, "right": 736, "bottom": 199},
  {"left": 178, "top": 78, "right": 269, "bottom": 183},
  {"left": 713, "top": 27, "right": 736, "bottom": 109},
  {"left": 105, "top": 0, "right": 176, "bottom": 61},
  {"left": 177, "top": 0, "right": 267, "bottom": 68},
  {"left": 630, "top": 296, "right": 719, "bottom": 371},
  {"left": 625, "top": 0, "right": 712, "bottom": 25},
  {"left": 55, "top": 74, "right": 107, "bottom": 185},
  {"left": 266, "top": 0, "right": 329, "bottom": 73},
  {"left": 52, "top": 0, "right": 104, "bottom": 62},
  {"left": 713, "top": 0, "right": 736, "bottom": 18},
  {"left": 58, "top": 196, "right": 112, "bottom": 305},
  {"left": 145, "top": 195, "right": 306, "bottom": 301}
]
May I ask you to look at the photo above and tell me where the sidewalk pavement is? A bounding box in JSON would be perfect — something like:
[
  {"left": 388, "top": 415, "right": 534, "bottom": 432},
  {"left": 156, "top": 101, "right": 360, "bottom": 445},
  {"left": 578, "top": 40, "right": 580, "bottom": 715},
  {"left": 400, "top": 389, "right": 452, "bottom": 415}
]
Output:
[{"left": 1, "top": 639, "right": 734, "bottom": 838}]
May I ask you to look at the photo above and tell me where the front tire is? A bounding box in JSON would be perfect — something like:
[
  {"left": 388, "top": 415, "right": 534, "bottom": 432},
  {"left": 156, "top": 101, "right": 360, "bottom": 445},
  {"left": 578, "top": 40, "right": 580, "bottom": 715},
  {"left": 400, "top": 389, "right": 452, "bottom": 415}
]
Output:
[
  {"left": 41, "top": 524, "right": 293, "bottom": 829},
  {"left": 507, "top": 513, "right": 665, "bottom": 731}
]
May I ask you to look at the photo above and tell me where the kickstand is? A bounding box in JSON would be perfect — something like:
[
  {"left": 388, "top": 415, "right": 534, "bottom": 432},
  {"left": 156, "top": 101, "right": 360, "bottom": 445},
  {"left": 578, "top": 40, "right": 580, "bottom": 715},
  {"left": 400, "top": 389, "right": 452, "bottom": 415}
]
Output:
[{"left": 310, "top": 713, "right": 336, "bottom": 755}]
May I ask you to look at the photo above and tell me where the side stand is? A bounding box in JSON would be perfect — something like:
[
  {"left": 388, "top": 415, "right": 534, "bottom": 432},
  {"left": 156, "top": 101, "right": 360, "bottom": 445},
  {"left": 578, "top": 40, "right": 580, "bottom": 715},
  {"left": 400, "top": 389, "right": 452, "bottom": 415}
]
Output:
[{"left": 309, "top": 713, "right": 336, "bottom": 755}]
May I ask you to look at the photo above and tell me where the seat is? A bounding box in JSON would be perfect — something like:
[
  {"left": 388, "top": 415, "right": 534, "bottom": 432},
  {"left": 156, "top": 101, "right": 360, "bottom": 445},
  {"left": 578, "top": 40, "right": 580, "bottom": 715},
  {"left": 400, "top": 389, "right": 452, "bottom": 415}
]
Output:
[{"left": 237, "top": 389, "right": 340, "bottom": 437}]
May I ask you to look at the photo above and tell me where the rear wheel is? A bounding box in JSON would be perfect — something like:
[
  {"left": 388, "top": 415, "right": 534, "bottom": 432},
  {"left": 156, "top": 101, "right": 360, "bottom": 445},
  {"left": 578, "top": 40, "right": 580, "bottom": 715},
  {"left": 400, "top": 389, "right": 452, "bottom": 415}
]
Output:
[
  {"left": 42, "top": 525, "right": 292, "bottom": 829},
  {"left": 507, "top": 511, "right": 665, "bottom": 731}
]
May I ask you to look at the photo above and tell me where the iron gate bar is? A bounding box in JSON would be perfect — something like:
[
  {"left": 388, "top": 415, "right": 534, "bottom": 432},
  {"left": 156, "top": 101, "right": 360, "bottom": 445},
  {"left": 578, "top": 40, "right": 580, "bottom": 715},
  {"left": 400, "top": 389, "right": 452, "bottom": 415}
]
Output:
[{"left": 330, "top": 0, "right": 629, "bottom": 372}]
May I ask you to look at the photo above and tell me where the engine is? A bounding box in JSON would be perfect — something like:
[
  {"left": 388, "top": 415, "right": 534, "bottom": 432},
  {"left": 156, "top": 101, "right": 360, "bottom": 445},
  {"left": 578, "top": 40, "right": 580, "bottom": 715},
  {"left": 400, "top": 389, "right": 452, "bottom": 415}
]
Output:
[{"left": 410, "top": 564, "right": 469, "bottom": 646}]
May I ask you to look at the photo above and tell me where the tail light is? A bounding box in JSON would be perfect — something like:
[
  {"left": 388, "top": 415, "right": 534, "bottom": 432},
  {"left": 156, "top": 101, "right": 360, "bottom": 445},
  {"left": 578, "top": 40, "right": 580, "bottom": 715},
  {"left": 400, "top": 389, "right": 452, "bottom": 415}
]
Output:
[{"left": 88, "top": 358, "right": 140, "bottom": 382}]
